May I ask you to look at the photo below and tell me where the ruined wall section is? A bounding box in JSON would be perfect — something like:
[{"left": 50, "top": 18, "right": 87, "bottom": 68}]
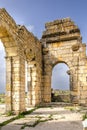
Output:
[
  {"left": 0, "top": 7, "right": 87, "bottom": 113},
  {"left": 77, "top": 43, "right": 87, "bottom": 105},
  {"left": 0, "top": 8, "right": 42, "bottom": 113},
  {"left": 41, "top": 18, "right": 87, "bottom": 105},
  {"left": 0, "top": 8, "right": 19, "bottom": 56},
  {"left": 17, "top": 26, "right": 42, "bottom": 106},
  {"left": 0, "top": 8, "right": 25, "bottom": 113}
]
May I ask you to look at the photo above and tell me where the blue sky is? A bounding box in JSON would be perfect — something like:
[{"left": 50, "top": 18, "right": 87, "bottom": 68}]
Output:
[
  {"left": 0, "top": 0, "right": 87, "bottom": 92},
  {"left": 52, "top": 64, "right": 69, "bottom": 90},
  {"left": 0, "top": 0, "right": 87, "bottom": 41}
]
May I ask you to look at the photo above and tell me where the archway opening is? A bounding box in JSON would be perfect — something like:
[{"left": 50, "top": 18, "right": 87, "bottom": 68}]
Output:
[
  {"left": 51, "top": 63, "right": 70, "bottom": 103},
  {"left": 0, "top": 40, "right": 6, "bottom": 113}
]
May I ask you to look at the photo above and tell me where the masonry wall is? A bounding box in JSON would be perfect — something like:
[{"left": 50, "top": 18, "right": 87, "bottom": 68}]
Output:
[
  {"left": 0, "top": 8, "right": 42, "bottom": 113},
  {"left": 17, "top": 26, "right": 42, "bottom": 106},
  {"left": 41, "top": 18, "right": 87, "bottom": 105}
]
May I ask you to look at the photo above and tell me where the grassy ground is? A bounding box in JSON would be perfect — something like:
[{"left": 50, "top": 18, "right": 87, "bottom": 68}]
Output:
[{"left": 0, "top": 93, "right": 5, "bottom": 104}]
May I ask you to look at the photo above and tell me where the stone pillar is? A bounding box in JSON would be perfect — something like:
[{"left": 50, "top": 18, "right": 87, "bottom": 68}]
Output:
[
  {"left": 67, "top": 68, "right": 79, "bottom": 104},
  {"left": 31, "top": 66, "right": 37, "bottom": 105},
  {"left": 6, "top": 56, "right": 25, "bottom": 114},
  {"left": 43, "top": 74, "right": 51, "bottom": 103},
  {"left": 27, "top": 64, "right": 37, "bottom": 106},
  {"left": 70, "top": 69, "right": 79, "bottom": 104},
  {"left": 5, "top": 57, "right": 13, "bottom": 112},
  {"left": 42, "top": 64, "right": 52, "bottom": 103},
  {"left": 27, "top": 63, "right": 41, "bottom": 106},
  {"left": 27, "top": 66, "right": 32, "bottom": 106}
]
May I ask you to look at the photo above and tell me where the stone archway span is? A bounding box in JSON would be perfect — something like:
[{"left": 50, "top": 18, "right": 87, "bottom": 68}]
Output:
[
  {"left": 51, "top": 62, "right": 70, "bottom": 99},
  {"left": 52, "top": 60, "right": 70, "bottom": 70},
  {"left": 0, "top": 8, "right": 42, "bottom": 114},
  {"left": 0, "top": 9, "right": 27, "bottom": 113},
  {"left": 41, "top": 18, "right": 87, "bottom": 105}
]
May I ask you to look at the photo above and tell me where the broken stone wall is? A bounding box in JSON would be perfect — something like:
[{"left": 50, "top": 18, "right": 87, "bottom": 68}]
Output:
[
  {"left": 0, "top": 8, "right": 42, "bottom": 113},
  {"left": 41, "top": 18, "right": 87, "bottom": 105}
]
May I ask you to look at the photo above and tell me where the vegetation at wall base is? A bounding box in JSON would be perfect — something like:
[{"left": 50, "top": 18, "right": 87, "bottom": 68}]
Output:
[{"left": 0, "top": 107, "right": 37, "bottom": 128}]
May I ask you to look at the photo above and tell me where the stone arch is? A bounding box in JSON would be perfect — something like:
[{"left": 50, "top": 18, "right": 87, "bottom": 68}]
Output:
[
  {"left": 51, "top": 62, "right": 70, "bottom": 90},
  {"left": 51, "top": 62, "right": 70, "bottom": 102},
  {"left": 0, "top": 9, "right": 42, "bottom": 113},
  {"left": 0, "top": 9, "right": 25, "bottom": 114},
  {"left": 0, "top": 27, "right": 18, "bottom": 56},
  {"left": 42, "top": 58, "right": 78, "bottom": 103},
  {"left": 41, "top": 18, "right": 87, "bottom": 105},
  {"left": 51, "top": 60, "right": 73, "bottom": 93},
  {"left": 52, "top": 60, "right": 70, "bottom": 70}
]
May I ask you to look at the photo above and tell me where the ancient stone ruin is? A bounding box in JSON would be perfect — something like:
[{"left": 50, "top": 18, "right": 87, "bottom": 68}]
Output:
[{"left": 0, "top": 8, "right": 87, "bottom": 114}]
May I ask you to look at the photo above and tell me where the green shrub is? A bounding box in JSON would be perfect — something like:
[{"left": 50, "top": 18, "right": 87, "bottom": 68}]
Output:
[
  {"left": 82, "top": 113, "right": 87, "bottom": 120},
  {"left": 6, "top": 111, "right": 14, "bottom": 116}
]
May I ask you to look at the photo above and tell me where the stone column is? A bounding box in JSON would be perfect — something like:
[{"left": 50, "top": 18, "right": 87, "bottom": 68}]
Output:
[
  {"left": 27, "top": 64, "right": 37, "bottom": 106},
  {"left": 27, "top": 64, "right": 41, "bottom": 106},
  {"left": 42, "top": 65, "right": 52, "bottom": 103},
  {"left": 27, "top": 66, "right": 32, "bottom": 106},
  {"left": 31, "top": 66, "right": 37, "bottom": 106},
  {"left": 70, "top": 69, "right": 79, "bottom": 104},
  {"left": 43, "top": 74, "right": 51, "bottom": 103},
  {"left": 6, "top": 56, "right": 25, "bottom": 114},
  {"left": 5, "top": 56, "right": 13, "bottom": 112}
]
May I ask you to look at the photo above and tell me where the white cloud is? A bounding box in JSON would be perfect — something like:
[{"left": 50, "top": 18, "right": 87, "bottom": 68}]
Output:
[{"left": 26, "top": 25, "right": 34, "bottom": 32}]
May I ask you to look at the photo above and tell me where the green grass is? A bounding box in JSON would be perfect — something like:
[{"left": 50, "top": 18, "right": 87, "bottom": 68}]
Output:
[
  {"left": 6, "top": 111, "right": 14, "bottom": 116},
  {"left": 21, "top": 113, "right": 53, "bottom": 129},
  {"left": 82, "top": 113, "right": 87, "bottom": 121},
  {"left": 21, "top": 118, "right": 53, "bottom": 129},
  {"left": 66, "top": 106, "right": 75, "bottom": 111},
  {"left": 0, "top": 98, "right": 5, "bottom": 104},
  {"left": 0, "top": 107, "right": 37, "bottom": 128}
]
